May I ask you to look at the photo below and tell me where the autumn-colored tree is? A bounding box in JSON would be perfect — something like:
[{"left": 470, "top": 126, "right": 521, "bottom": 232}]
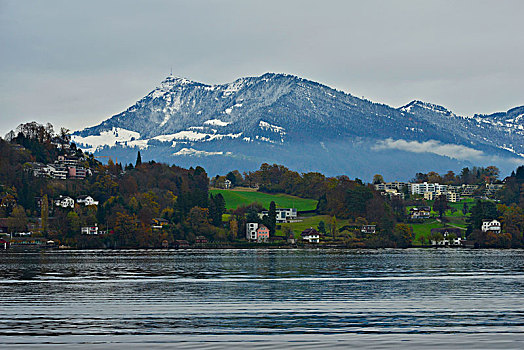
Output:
[
  {"left": 65, "top": 211, "right": 81, "bottom": 237},
  {"left": 188, "top": 206, "right": 210, "bottom": 234},
  {"left": 372, "top": 174, "right": 384, "bottom": 184},
  {"left": 393, "top": 223, "right": 413, "bottom": 247},
  {"left": 498, "top": 204, "right": 524, "bottom": 245},
  {"left": 443, "top": 170, "right": 458, "bottom": 185},
  {"left": 8, "top": 205, "right": 27, "bottom": 233},
  {"left": 0, "top": 193, "right": 17, "bottom": 217},
  {"left": 229, "top": 218, "right": 238, "bottom": 239},
  {"left": 427, "top": 171, "right": 442, "bottom": 184},
  {"left": 330, "top": 215, "right": 337, "bottom": 239},
  {"left": 114, "top": 212, "right": 138, "bottom": 247}
]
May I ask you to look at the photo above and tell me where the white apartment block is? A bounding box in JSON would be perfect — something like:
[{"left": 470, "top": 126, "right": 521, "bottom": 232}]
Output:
[
  {"left": 410, "top": 182, "right": 448, "bottom": 195},
  {"left": 246, "top": 222, "right": 259, "bottom": 241}
]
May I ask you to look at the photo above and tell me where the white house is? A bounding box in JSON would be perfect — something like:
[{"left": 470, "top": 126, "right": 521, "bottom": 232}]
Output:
[
  {"left": 410, "top": 207, "right": 431, "bottom": 219},
  {"left": 81, "top": 224, "right": 99, "bottom": 235},
  {"left": 223, "top": 179, "right": 232, "bottom": 189},
  {"left": 55, "top": 196, "right": 75, "bottom": 208},
  {"left": 246, "top": 222, "right": 259, "bottom": 241},
  {"left": 481, "top": 219, "right": 501, "bottom": 234},
  {"left": 76, "top": 195, "right": 99, "bottom": 206},
  {"left": 259, "top": 208, "right": 298, "bottom": 223},
  {"left": 430, "top": 228, "right": 463, "bottom": 246},
  {"left": 301, "top": 228, "right": 320, "bottom": 243}
]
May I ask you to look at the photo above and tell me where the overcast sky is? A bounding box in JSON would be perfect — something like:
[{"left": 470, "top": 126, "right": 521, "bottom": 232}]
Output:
[{"left": 1, "top": 0, "right": 523, "bottom": 136}]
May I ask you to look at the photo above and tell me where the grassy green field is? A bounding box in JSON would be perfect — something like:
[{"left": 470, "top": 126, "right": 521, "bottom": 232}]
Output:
[
  {"left": 411, "top": 220, "right": 448, "bottom": 244},
  {"left": 407, "top": 198, "right": 474, "bottom": 217},
  {"left": 277, "top": 215, "right": 352, "bottom": 239},
  {"left": 210, "top": 189, "right": 318, "bottom": 211},
  {"left": 404, "top": 198, "right": 475, "bottom": 244}
]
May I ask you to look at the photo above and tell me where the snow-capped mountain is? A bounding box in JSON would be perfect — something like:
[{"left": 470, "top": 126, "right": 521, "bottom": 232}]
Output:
[
  {"left": 73, "top": 73, "right": 523, "bottom": 180},
  {"left": 399, "top": 100, "right": 524, "bottom": 157}
]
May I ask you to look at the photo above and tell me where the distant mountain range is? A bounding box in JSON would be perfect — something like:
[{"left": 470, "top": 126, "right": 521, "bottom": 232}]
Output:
[{"left": 72, "top": 73, "right": 524, "bottom": 180}]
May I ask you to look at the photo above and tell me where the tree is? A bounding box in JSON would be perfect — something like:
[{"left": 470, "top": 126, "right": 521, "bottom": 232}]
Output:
[
  {"left": 498, "top": 204, "right": 524, "bottom": 245},
  {"left": 268, "top": 201, "right": 277, "bottom": 235},
  {"left": 393, "top": 223, "right": 413, "bottom": 247},
  {"left": 485, "top": 166, "right": 500, "bottom": 183},
  {"left": 114, "top": 212, "right": 138, "bottom": 247},
  {"left": 41, "top": 194, "right": 49, "bottom": 234},
  {"left": 462, "top": 202, "right": 469, "bottom": 215},
  {"left": 390, "top": 196, "right": 406, "bottom": 221},
  {"left": 429, "top": 231, "right": 444, "bottom": 245},
  {"left": 135, "top": 151, "right": 142, "bottom": 167},
  {"left": 188, "top": 206, "right": 210, "bottom": 234},
  {"left": 245, "top": 207, "right": 260, "bottom": 224},
  {"left": 229, "top": 218, "right": 238, "bottom": 239},
  {"left": 433, "top": 194, "right": 448, "bottom": 218},
  {"left": 226, "top": 171, "right": 237, "bottom": 187},
  {"left": 330, "top": 215, "right": 337, "bottom": 239},
  {"left": 0, "top": 193, "right": 17, "bottom": 217},
  {"left": 317, "top": 220, "right": 326, "bottom": 234},
  {"left": 8, "top": 205, "right": 27, "bottom": 233},
  {"left": 427, "top": 171, "right": 442, "bottom": 184},
  {"left": 372, "top": 174, "right": 384, "bottom": 184},
  {"left": 467, "top": 200, "right": 499, "bottom": 234},
  {"left": 213, "top": 194, "right": 226, "bottom": 226},
  {"left": 443, "top": 171, "right": 457, "bottom": 185}
]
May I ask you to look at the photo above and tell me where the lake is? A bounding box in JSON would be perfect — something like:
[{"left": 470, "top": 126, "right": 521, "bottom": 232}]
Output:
[{"left": 1, "top": 249, "right": 523, "bottom": 349}]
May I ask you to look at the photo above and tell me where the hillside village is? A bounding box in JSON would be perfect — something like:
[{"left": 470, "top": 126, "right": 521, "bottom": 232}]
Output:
[{"left": 1, "top": 122, "right": 523, "bottom": 250}]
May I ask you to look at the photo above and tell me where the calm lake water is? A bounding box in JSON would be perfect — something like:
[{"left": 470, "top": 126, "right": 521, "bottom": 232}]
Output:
[{"left": 1, "top": 249, "right": 524, "bottom": 349}]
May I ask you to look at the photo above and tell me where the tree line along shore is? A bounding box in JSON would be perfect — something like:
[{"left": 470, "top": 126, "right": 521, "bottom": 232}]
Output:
[{"left": 1, "top": 122, "right": 523, "bottom": 250}]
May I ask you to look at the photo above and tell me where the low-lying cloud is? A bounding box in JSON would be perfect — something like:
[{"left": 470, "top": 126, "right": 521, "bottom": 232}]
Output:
[{"left": 373, "top": 138, "right": 486, "bottom": 161}]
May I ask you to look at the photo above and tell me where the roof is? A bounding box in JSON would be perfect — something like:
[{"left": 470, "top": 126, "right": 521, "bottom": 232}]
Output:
[
  {"left": 482, "top": 219, "right": 499, "bottom": 223},
  {"left": 152, "top": 217, "right": 169, "bottom": 223},
  {"left": 301, "top": 228, "right": 318, "bottom": 236},
  {"left": 430, "top": 228, "right": 462, "bottom": 235},
  {"left": 410, "top": 206, "right": 431, "bottom": 212},
  {"left": 257, "top": 224, "right": 269, "bottom": 231}
]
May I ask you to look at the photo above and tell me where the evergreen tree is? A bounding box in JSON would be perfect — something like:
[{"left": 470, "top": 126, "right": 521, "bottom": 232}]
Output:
[
  {"left": 330, "top": 215, "right": 337, "bottom": 239},
  {"left": 462, "top": 202, "right": 469, "bottom": 215},
  {"left": 317, "top": 220, "right": 326, "bottom": 234},
  {"left": 226, "top": 171, "right": 237, "bottom": 187},
  {"left": 467, "top": 200, "right": 499, "bottom": 234},
  {"left": 41, "top": 194, "right": 48, "bottom": 234},
  {"left": 433, "top": 194, "right": 448, "bottom": 219},
  {"left": 268, "top": 201, "right": 277, "bottom": 235},
  {"left": 214, "top": 193, "right": 226, "bottom": 226},
  {"left": 136, "top": 151, "right": 142, "bottom": 167}
]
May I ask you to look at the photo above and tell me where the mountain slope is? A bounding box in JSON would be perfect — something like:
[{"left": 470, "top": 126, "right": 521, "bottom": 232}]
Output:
[{"left": 72, "top": 73, "right": 523, "bottom": 180}]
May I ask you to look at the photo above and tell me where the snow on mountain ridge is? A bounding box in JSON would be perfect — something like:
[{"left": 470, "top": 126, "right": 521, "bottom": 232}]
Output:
[{"left": 72, "top": 73, "right": 523, "bottom": 179}]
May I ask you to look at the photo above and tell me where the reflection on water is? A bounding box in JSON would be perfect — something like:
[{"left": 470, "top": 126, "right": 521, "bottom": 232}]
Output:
[{"left": 1, "top": 249, "right": 523, "bottom": 348}]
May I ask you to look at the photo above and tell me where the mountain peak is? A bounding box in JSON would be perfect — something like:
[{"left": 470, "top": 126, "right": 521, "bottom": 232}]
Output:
[
  {"left": 400, "top": 100, "right": 453, "bottom": 116},
  {"left": 72, "top": 72, "right": 523, "bottom": 178},
  {"left": 160, "top": 74, "right": 198, "bottom": 88}
]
